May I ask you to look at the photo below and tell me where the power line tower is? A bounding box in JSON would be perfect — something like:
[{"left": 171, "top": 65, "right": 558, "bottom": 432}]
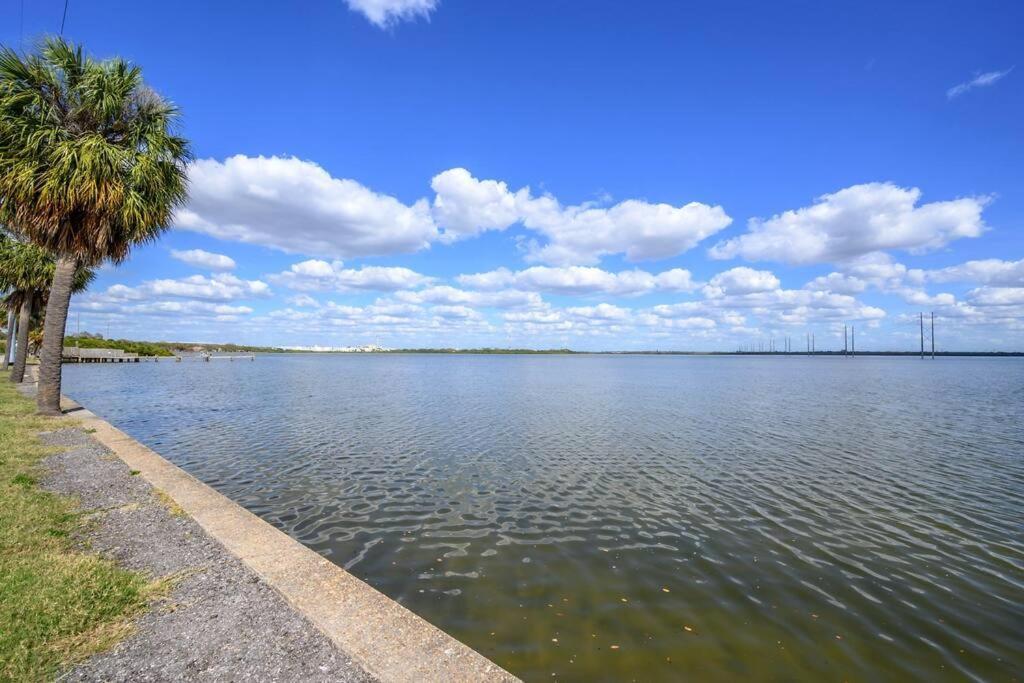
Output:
[
  {"left": 930, "top": 312, "right": 935, "bottom": 359},
  {"left": 919, "top": 312, "right": 936, "bottom": 359},
  {"left": 920, "top": 313, "right": 924, "bottom": 359}
]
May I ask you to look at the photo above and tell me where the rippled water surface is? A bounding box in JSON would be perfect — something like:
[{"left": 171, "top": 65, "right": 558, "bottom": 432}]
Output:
[{"left": 64, "top": 355, "right": 1024, "bottom": 681}]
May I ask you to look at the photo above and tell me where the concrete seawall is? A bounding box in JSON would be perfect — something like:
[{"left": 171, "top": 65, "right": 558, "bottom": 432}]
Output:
[{"left": 57, "top": 391, "right": 519, "bottom": 682}]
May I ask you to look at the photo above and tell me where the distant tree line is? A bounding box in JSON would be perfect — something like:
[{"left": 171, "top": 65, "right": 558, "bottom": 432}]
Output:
[{"left": 63, "top": 336, "right": 176, "bottom": 358}]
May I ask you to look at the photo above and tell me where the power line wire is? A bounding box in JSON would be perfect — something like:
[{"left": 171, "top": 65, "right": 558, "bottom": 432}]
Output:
[{"left": 60, "top": 0, "right": 69, "bottom": 35}]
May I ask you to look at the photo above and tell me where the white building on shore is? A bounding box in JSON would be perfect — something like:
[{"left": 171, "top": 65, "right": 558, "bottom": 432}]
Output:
[{"left": 283, "top": 344, "right": 390, "bottom": 353}]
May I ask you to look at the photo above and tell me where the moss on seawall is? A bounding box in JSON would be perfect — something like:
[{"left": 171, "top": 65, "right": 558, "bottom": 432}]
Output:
[{"left": 0, "top": 381, "right": 149, "bottom": 680}]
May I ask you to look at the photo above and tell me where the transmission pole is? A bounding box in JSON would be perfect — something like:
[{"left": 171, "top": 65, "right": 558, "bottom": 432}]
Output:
[
  {"left": 920, "top": 312, "right": 924, "bottom": 359},
  {"left": 931, "top": 312, "right": 935, "bottom": 360}
]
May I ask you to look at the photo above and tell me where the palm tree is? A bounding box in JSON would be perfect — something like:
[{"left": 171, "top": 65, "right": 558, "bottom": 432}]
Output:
[
  {"left": 0, "top": 236, "right": 51, "bottom": 382},
  {"left": 0, "top": 234, "right": 15, "bottom": 371},
  {"left": 0, "top": 38, "right": 190, "bottom": 414},
  {"left": 1, "top": 306, "right": 12, "bottom": 370},
  {"left": 0, "top": 234, "right": 95, "bottom": 383}
]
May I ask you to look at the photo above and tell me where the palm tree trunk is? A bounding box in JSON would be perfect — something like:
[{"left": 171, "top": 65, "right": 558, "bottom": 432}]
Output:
[
  {"left": 10, "top": 292, "right": 33, "bottom": 383},
  {"left": 37, "top": 256, "right": 77, "bottom": 415},
  {"left": 2, "top": 308, "right": 13, "bottom": 371}
]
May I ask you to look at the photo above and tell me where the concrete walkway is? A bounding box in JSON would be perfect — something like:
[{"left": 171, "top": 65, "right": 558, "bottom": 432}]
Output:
[{"left": 40, "top": 425, "right": 373, "bottom": 682}]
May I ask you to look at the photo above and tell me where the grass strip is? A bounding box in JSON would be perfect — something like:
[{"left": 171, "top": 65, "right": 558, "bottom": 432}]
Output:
[{"left": 0, "top": 382, "right": 148, "bottom": 681}]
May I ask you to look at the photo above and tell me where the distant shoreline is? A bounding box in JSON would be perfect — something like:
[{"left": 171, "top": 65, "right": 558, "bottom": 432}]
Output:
[
  {"left": 380, "top": 350, "right": 1024, "bottom": 357},
  {"left": 226, "top": 348, "right": 1024, "bottom": 357},
  {"left": 60, "top": 337, "right": 1024, "bottom": 357}
]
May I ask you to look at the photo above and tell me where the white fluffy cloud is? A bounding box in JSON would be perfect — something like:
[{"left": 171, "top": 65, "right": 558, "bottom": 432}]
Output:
[
  {"left": 805, "top": 253, "right": 926, "bottom": 298},
  {"left": 798, "top": 253, "right": 1024, "bottom": 310},
  {"left": 947, "top": 68, "right": 1013, "bottom": 99},
  {"left": 488, "top": 265, "right": 890, "bottom": 341},
  {"left": 520, "top": 197, "right": 731, "bottom": 266},
  {"left": 179, "top": 159, "right": 729, "bottom": 266},
  {"left": 431, "top": 168, "right": 731, "bottom": 264},
  {"left": 925, "top": 258, "right": 1024, "bottom": 287},
  {"left": 395, "top": 285, "right": 542, "bottom": 309},
  {"left": 287, "top": 294, "right": 320, "bottom": 308},
  {"left": 178, "top": 156, "right": 437, "bottom": 258},
  {"left": 709, "top": 183, "right": 988, "bottom": 265},
  {"left": 668, "top": 266, "right": 887, "bottom": 325},
  {"left": 432, "top": 305, "right": 483, "bottom": 320},
  {"left": 130, "top": 301, "right": 253, "bottom": 317},
  {"left": 76, "top": 298, "right": 253, "bottom": 319},
  {"left": 708, "top": 288, "right": 887, "bottom": 324},
  {"left": 644, "top": 315, "right": 718, "bottom": 330},
  {"left": 431, "top": 169, "right": 519, "bottom": 241},
  {"left": 262, "top": 296, "right": 501, "bottom": 341},
  {"left": 407, "top": 262, "right": 891, "bottom": 343},
  {"left": 967, "top": 286, "right": 1024, "bottom": 307},
  {"left": 170, "top": 249, "right": 236, "bottom": 271},
  {"left": 702, "top": 267, "right": 780, "bottom": 297},
  {"left": 71, "top": 272, "right": 270, "bottom": 330},
  {"left": 270, "top": 259, "right": 434, "bottom": 292},
  {"left": 566, "top": 303, "right": 632, "bottom": 321},
  {"left": 343, "top": 0, "right": 438, "bottom": 28},
  {"left": 804, "top": 272, "right": 867, "bottom": 295},
  {"left": 456, "top": 266, "right": 697, "bottom": 296},
  {"left": 101, "top": 274, "right": 271, "bottom": 302}
]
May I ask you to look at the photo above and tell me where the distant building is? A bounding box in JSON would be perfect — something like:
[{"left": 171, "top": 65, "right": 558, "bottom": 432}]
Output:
[{"left": 283, "top": 344, "right": 390, "bottom": 353}]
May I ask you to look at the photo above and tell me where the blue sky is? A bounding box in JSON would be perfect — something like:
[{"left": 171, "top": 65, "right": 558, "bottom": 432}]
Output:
[{"left": 2, "top": 0, "right": 1022, "bottom": 350}]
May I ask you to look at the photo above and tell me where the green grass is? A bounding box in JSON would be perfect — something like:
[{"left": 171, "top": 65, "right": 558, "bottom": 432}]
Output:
[{"left": 0, "top": 382, "right": 148, "bottom": 681}]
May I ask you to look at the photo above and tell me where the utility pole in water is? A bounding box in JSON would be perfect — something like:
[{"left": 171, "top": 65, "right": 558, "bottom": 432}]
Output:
[
  {"left": 844, "top": 325, "right": 848, "bottom": 356},
  {"left": 931, "top": 312, "right": 935, "bottom": 359},
  {"left": 851, "top": 326, "right": 855, "bottom": 357},
  {"left": 920, "top": 312, "right": 924, "bottom": 359}
]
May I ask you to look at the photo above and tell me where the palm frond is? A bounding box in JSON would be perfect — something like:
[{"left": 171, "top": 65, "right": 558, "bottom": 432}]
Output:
[{"left": 0, "top": 37, "right": 191, "bottom": 265}]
